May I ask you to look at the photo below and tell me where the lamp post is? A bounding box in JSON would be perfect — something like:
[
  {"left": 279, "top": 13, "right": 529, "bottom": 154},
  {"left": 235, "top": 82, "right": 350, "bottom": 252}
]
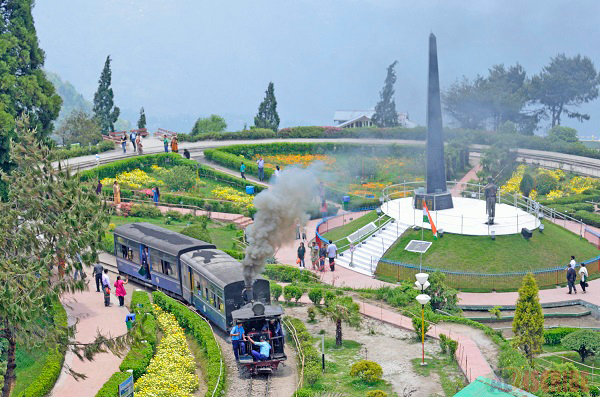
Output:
[{"left": 415, "top": 273, "right": 431, "bottom": 366}]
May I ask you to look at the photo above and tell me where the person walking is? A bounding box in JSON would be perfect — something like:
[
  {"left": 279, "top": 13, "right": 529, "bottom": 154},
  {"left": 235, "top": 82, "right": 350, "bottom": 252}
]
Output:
[
  {"left": 297, "top": 242, "right": 306, "bottom": 268},
  {"left": 93, "top": 263, "right": 104, "bottom": 292},
  {"left": 570, "top": 256, "right": 577, "bottom": 269},
  {"left": 113, "top": 181, "right": 121, "bottom": 205},
  {"left": 567, "top": 266, "right": 577, "bottom": 294},
  {"left": 163, "top": 135, "right": 169, "bottom": 153},
  {"left": 295, "top": 222, "right": 301, "bottom": 240},
  {"left": 136, "top": 135, "right": 143, "bottom": 155},
  {"left": 121, "top": 133, "right": 127, "bottom": 153},
  {"left": 240, "top": 162, "right": 247, "bottom": 180},
  {"left": 302, "top": 225, "right": 307, "bottom": 241},
  {"left": 319, "top": 244, "right": 327, "bottom": 272},
  {"left": 327, "top": 241, "right": 338, "bottom": 272},
  {"left": 256, "top": 156, "right": 265, "bottom": 181},
  {"left": 102, "top": 269, "right": 111, "bottom": 306},
  {"left": 171, "top": 136, "right": 179, "bottom": 153},
  {"left": 320, "top": 200, "right": 328, "bottom": 219},
  {"left": 130, "top": 131, "right": 137, "bottom": 153},
  {"left": 579, "top": 263, "right": 589, "bottom": 293},
  {"left": 230, "top": 320, "right": 246, "bottom": 360},
  {"left": 310, "top": 241, "right": 319, "bottom": 270},
  {"left": 114, "top": 275, "right": 129, "bottom": 307},
  {"left": 152, "top": 186, "right": 160, "bottom": 206},
  {"left": 183, "top": 148, "right": 191, "bottom": 159},
  {"left": 96, "top": 180, "right": 103, "bottom": 195}
]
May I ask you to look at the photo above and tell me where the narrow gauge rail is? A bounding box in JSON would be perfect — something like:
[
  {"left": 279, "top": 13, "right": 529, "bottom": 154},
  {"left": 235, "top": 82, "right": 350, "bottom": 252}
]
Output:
[{"left": 247, "top": 374, "right": 270, "bottom": 397}]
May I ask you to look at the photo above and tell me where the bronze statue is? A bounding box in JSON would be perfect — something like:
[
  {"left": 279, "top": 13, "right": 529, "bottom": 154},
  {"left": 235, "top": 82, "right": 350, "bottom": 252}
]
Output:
[{"left": 484, "top": 176, "right": 497, "bottom": 224}]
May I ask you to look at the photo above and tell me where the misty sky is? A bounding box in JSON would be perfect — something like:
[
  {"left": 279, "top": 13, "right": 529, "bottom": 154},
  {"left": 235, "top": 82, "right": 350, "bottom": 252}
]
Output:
[{"left": 34, "top": 0, "right": 600, "bottom": 135}]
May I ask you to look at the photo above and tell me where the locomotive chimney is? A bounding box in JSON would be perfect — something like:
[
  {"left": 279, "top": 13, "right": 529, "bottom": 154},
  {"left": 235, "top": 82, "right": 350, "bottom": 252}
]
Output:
[{"left": 243, "top": 278, "right": 254, "bottom": 302}]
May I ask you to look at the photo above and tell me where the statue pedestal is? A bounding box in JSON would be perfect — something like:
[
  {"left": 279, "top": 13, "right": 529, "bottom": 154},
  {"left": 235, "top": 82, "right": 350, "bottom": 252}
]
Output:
[{"left": 413, "top": 190, "right": 454, "bottom": 211}]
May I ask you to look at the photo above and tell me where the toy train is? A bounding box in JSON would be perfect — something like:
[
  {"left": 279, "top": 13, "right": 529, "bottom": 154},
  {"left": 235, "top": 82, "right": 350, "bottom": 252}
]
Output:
[{"left": 113, "top": 222, "right": 286, "bottom": 373}]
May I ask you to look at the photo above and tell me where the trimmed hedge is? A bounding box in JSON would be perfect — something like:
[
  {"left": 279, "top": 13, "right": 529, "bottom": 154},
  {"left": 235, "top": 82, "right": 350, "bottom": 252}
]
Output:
[
  {"left": 152, "top": 291, "right": 226, "bottom": 396},
  {"left": 205, "top": 148, "right": 273, "bottom": 180},
  {"left": 50, "top": 140, "right": 115, "bottom": 161},
  {"left": 545, "top": 202, "right": 594, "bottom": 214},
  {"left": 181, "top": 224, "right": 212, "bottom": 243},
  {"left": 544, "top": 327, "right": 578, "bottom": 345},
  {"left": 264, "top": 264, "right": 319, "bottom": 283},
  {"left": 284, "top": 316, "right": 322, "bottom": 388},
  {"left": 94, "top": 371, "right": 131, "bottom": 397},
  {"left": 573, "top": 210, "right": 600, "bottom": 228},
  {"left": 178, "top": 128, "right": 277, "bottom": 142},
  {"left": 17, "top": 301, "right": 68, "bottom": 397},
  {"left": 119, "top": 343, "right": 153, "bottom": 380},
  {"left": 539, "top": 193, "right": 600, "bottom": 206},
  {"left": 223, "top": 249, "right": 244, "bottom": 260}
]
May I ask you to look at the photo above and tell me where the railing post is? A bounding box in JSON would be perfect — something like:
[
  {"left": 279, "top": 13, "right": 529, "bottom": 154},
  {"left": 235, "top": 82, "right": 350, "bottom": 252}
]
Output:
[
  {"left": 517, "top": 213, "right": 519, "bottom": 233},
  {"left": 461, "top": 215, "right": 463, "bottom": 235},
  {"left": 370, "top": 256, "right": 373, "bottom": 275},
  {"left": 581, "top": 220, "right": 584, "bottom": 237}
]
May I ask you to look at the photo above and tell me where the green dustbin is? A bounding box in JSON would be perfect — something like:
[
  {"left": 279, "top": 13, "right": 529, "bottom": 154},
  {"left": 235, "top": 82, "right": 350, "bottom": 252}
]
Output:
[{"left": 342, "top": 195, "right": 350, "bottom": 210}]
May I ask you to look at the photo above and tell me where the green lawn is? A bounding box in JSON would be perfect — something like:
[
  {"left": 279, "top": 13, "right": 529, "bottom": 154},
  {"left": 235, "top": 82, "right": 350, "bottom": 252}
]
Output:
[
  {"left": 322, "top": 210, "right": 387, "bottom": 244},
  {"left": 410, "top": 355, "right": 466, "bottom": 396},
  {"left": 381, "top": 220, "right": 598, "bottom": 273},
  {"left": 12, "top": 344, "right": 50, "bottom": 395}
]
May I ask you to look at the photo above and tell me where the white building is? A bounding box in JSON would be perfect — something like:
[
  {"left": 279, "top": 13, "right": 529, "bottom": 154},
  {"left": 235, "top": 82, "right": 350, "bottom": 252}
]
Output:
[{"left": 333, "top": 109, "right": 417, "bottom": 128}]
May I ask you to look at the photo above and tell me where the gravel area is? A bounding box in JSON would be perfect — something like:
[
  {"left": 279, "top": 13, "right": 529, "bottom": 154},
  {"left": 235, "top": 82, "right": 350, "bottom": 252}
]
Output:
[{"left": 439, "top": 322, "right": 500, "bottom": 370}]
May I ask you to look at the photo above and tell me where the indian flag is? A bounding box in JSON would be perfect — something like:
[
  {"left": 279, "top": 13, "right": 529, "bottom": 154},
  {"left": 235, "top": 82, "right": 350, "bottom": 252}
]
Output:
[{"left": 423, "top": 202, "right": 438, "bottom": 240}]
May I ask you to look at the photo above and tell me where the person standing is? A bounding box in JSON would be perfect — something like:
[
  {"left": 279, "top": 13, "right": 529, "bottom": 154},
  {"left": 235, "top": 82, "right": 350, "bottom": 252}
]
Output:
[
  {"left": 256, "top": 156, "right": 265, "bottom": 181},
  {"left": 319, "top": 244, "right": 327, "bottom": 272},
  {"left": 96, "top": 180, "right": 103, "bottom": 195},
  {"left": 183, "top": 148, "right": 191, "bottom": 159},
  {"left": 152, "top": 186, "right": 160, "bottom": 206},
  {"left": 327, "top": 241, "right": 338, "bottom": 272},
  {"left": 230, "top": 320, "right": 246, "bottom": 360},
  {"left": 302, "top": 225, "right": 307, "bottom": 241},
  {"left": 272, "top": 165, "right": 281, "bottom": 183},
  {"left": 163, "top": 135, "right": 169, "bottom": 153},
  {"left": 567, "top": 266, "right": 577, "bottom": 294},
  {"left": 114, "top": 275, "right": 129, "bottom": 307},
  {"left": 579, "top": 263, "right": 589, "bottom": 294},
  {"left": 121, "top": 133, "right": 127, "bottom": 153},
  {"left": 320, "top": 200, "right": 328, "bottom": 219},
  {"left": 130, "top": 131, "right": 137, "bottom": 153},
  {"left": 136, "top": 135, "right": 143, "bottom": 155},
  {"left": 141, "top": 246, "right": 151, "bottom": 280},
  {"left": 102, "top": 269, "right": 111, "bottom": 306},
  {"left": 113, "top": 181, "right": 121, "bottom": 205},
  {"left": 171, "top": 136, "right": 179, "bottom": 153},
  {"left": 295, "top": 222, "right": 301, "bottom": 240},
  {"left": 310, "top": 242, "right": 319, "bottom": 270},
  {"left": 93, "top": 263, "right": 104, "bottom": 292},
  {"left": 570, "top": 256, "right": 577, "bottom": 269},
  {"left": 297, "top": 242, "right": 306, "bottom": 268},
  {"left": 240, "top": 162, "right": 247, "bottom": 180}
]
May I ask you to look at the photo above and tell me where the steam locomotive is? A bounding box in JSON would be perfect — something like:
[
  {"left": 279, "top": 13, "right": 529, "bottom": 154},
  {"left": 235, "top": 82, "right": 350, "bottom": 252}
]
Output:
[{"left": 113, "top": 222, "right": 286, "bottom": 372}]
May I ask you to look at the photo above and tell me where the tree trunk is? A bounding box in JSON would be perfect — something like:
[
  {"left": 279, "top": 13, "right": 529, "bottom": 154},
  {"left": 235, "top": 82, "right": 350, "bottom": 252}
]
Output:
[
  {"left": 2, "top": 328, "right": 16, "bottom": 397},
  {"left": 335, "top": 319, "right": 342, "bottom": 346}
]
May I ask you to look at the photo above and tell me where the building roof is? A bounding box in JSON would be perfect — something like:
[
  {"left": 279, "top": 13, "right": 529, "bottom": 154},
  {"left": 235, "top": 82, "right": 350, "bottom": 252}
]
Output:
[
  {"left": 334, "top": 110, "right": 375, "bottom": 122},
  {"left": 454, "top": 377, "right": 537, "bottom": 397}
]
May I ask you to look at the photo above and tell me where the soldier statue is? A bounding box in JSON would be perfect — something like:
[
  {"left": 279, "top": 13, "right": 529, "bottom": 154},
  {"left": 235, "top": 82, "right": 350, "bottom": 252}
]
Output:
[{"left": 484, "top": 176, "right": 497, "bottom": 225}]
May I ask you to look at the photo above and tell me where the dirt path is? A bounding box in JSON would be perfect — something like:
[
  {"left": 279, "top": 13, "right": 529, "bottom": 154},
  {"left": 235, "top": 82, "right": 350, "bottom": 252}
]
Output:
[{"left": 438, "top": 322, "right": 500, "bottom": 371}]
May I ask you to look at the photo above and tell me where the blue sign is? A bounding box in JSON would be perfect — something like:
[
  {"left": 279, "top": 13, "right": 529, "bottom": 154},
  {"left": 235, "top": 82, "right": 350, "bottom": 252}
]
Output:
[{"left": 119, "top": 374, "right": 134, "bottom": 397}]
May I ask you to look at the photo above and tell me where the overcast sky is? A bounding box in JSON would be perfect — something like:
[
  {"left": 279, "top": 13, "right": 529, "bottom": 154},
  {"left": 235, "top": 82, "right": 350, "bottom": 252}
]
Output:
[{"left": 34, "top": 0, "right": 600, "bottom": 134}]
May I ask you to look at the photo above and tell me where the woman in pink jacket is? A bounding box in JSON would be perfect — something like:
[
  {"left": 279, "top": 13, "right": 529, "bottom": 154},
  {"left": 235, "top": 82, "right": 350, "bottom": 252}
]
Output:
[{"left": 114, "top": 275, "right": 129, "bottom": 307}]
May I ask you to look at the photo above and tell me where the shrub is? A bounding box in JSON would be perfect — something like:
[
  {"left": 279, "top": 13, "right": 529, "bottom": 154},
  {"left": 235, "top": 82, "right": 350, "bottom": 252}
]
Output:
[
  {"left": 544, "top": 327, "right": 578, "bottom": 345},
  {"left": 283, "top": 285, "right": 297, "bottom": 303},
  {"left": 447, "top": 338, "right": 458, "bottom": 359},
  {"left": 50, "top": 139, "right": 115, "bottom": 161},
  {"left": 293, "top": 388, "right": 314, "bottom": 397},
  {"left": 366, "top": 391, "right": 388, "bottom": 397},
  {"left": 439, "top": 333, "right": 448, "bottom": 353},
  {"left": 350, "top": 360, "right": 383, "bottom": 383},
  {"left": 119, "top": 342, "right": 153, "bottom": 380},
  {"left": 94, "top": 371, "right": 131, "bottom": 397},
  {"left": 101, "top": 232, "right": 115, "bottom": 253},
  {"left": 308, "top": 288, "right": 323, "bottom": 305},
  {"left": 270, "top": 283, "right": 283, "bottom": 302},
  {"left": 307, "top": 306, "right": 317, "bottom": 322},
  {"left": 535, "top": 172, "right": 559, "bottom": 195},
  {"left": 324, "top": 290, "right": 336, "bottom": 307},
  {"left": 180, "top": 224, "right": 212, "bottom": 243},
  {"left": 156, "top": 165, "right": 196, "bottom": 191},
  {"left": 223, "top": 249, "right": 244, "bottom": 260},
  {"left": 292, "top": 287, "right": 304, "bottom": 303},
  {"left": 129, "top": 204, "right": 162, "bottom": 218},
  {"left": 561, "top": 329, "right": 600, "bottom": 363},
  {"left": 263, "top": 264, "right": 319, "bottom": 283},
  {"left": 165, "top": 209, "right": 184, "bottom": 221},
  {"left": 284, "top": 316, "right": 322, "bottom": 387},
  {"left": 412, "top": 315, "right": 430, "bottom": 340},
  {"left": 304, "top": 363, "right": 322, "bottom": 386}
]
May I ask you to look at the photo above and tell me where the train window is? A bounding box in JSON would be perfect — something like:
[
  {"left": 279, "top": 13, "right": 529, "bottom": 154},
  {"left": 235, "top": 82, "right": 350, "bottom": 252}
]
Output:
[
  {"left": 164, "top": 260, "right": 178, "bottom": 279},
  {"left": 217, "top": 294, "right": 224, "bottom": 313}
]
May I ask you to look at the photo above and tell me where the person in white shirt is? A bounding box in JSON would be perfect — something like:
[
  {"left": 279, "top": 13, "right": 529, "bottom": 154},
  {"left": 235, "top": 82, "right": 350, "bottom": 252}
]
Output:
[
  {"left": 326, "top": 243, "right": 337, "bottom": 271},
  {"left": 579, "top": 263, "right": 589, "bottom": 293},
  {"left": 257, "top": 157, "right": 265, "bottom": 181},
  {"left": 101, "top": 269, "right": 110, "bottom": 288},
  {"left": 569, "top": 256, "right": 577, "bottom": 269},
  {"left": 101, "top": 269, "right": 111, "bottom": 307}
]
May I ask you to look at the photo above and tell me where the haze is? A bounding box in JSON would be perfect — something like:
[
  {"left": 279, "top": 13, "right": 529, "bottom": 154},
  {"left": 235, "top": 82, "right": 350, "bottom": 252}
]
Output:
[{"left": 34, "top": 0, "right": 600, "bottom": 134}]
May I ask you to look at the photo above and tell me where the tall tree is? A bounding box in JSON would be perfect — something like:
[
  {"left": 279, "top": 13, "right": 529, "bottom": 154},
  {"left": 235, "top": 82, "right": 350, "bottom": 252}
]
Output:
[
  {"left": 93, "top": 56, "right": 120, "bottom": 133},
  {"left": 254, "top": 82, "right": 280, "bottom": 131},
  {"left": 442, "top": 76, "right": 490, "bottom": 130},
  {"left": 137, "top": 107, "right": 146, "bottom": 129},
  {"left": 0, "top": 0, "right": 62, "bottom": 181},
  {"left": 55, "top": 109, "right": 102, "bottom": 146},
  {"left": 530, "top": 54, "right": 600, "bottom": 127},
  {"left": 323, "top": 296, "right": 361, "bottom": 346},
  {"left": 372, "top": 61, "right": 399, "bottom": 128},
  {"left": 512, "top": 273, "right": 544, "bottom": 365},
  {"left": 191, "top": 114, "right": 227, "bottom": 135}
]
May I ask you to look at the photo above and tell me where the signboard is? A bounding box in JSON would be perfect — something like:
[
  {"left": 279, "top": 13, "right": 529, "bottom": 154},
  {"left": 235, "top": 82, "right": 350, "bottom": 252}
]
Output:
[
  {"left": 404, "top": 240, "right": 432, "bottom": 254},
  {"left": 119, "top": 374, "right": 134, "bottom": 397}
]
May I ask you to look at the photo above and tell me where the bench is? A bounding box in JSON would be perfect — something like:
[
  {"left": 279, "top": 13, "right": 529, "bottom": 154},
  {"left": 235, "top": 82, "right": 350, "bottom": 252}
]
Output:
[
  {"left": 155, "top": 128, "right": 177, "bottom": 138},
  {"left": 130, "top": 128, "right": 149, "bottom": 138}
]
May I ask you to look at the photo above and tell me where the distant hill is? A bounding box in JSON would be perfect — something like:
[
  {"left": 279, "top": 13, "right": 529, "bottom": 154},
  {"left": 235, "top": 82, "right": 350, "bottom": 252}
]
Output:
[{"left": 45, "top": 70, "right": 93, "bottom": 122}]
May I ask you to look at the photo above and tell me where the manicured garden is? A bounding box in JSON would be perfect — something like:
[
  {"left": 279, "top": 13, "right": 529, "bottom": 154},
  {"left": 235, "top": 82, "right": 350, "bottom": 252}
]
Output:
[{"left": 321, "top": 210, "right": 385, "bottom": 244}]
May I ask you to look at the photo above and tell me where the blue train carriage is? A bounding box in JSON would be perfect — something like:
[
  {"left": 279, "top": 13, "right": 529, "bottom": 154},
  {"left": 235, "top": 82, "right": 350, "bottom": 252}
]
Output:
[
  {"left": 113, "top": 222, "right": 214, "bottom": 298},
  {"left": 180, "top": 248, "right": 271, "bottom": 332}
]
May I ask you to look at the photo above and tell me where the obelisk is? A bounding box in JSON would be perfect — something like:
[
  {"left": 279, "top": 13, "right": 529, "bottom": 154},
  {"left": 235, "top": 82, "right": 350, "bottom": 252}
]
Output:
[{"left": 414, "top": 33, "right": 453, "bottom": 210}]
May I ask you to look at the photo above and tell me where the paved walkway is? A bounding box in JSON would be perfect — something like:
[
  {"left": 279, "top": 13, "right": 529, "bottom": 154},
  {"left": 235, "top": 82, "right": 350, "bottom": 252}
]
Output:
[
  {"left": 450, "top": 161, "right": 481, "bottom": 196},
  {"left": 50, "top": 271, "right": 136, "bottom": 397}
]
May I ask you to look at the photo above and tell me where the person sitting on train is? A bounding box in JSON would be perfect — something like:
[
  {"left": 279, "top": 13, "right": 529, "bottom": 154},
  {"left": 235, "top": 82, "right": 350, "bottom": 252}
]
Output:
[
  {"left": 230, "top": 320, "right": 246, "bottom": 360},
  {"left": 141, "top": 246, "right": 151, "bottom": 280},
  {"left": 246, "top": 334, "right": 271, "bottom": 361},
  {"left": 261, "top": 319, "right": 282, "bottom": 337}
]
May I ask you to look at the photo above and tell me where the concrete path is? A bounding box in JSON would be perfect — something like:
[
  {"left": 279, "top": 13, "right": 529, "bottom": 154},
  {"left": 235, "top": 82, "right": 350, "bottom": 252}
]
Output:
[{"left": 450, "top": 161, "right": 481, "bottom": 196}]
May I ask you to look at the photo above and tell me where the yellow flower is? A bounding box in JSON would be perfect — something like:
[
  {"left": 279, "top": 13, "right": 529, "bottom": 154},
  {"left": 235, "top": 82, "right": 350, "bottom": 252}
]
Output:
[{"left": 546, "top": 190, "right": 565, "bottom": 200}]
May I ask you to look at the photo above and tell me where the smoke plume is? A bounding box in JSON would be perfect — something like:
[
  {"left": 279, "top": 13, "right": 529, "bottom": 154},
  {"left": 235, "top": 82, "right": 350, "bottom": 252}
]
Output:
[{"left": 242, "top": 166, "right": 320, "bottom": 289}]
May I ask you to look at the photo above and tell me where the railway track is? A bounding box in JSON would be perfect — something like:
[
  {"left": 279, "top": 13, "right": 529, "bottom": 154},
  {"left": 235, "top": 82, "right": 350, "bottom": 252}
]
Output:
[{"left": 247, "top": 374, "right": 270, "bottom": 397}]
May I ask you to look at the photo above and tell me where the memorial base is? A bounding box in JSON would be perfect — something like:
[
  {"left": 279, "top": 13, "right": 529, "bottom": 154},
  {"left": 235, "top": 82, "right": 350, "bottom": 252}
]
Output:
[{"left": 413, "top": 190, "right": 454, "bottom": 211}]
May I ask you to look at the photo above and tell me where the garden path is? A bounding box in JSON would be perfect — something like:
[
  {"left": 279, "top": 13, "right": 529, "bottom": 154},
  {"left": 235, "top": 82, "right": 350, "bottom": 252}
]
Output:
[{"left": 450, "top": 160, "right": 481, "bottom": 196}]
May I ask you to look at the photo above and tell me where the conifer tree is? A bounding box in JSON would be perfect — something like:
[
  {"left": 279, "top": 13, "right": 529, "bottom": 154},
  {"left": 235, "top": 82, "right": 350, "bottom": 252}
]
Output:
[
  {"left": 372, "top": 61, "right": 399, "bottom": 128},
  {"left": 0, "top": 0, "right": 62, "bottom": 183},
  {"left": 254, "top": 82, "right": 280, "bottom": 131},
  {"left": 137, "top": 107, "right": 147, "bottom": 129},
  {"left": 93, "top": 55, "right": 120, "bottom": 133},
  {"left": 512, "top": 273, "right": 544, "bottom": 365}
]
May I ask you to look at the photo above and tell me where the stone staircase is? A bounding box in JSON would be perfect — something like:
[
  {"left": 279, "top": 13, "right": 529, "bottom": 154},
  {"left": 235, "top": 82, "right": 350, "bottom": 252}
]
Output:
[{"left": 335, "top": 220, "right": 409, "bottom": 276}]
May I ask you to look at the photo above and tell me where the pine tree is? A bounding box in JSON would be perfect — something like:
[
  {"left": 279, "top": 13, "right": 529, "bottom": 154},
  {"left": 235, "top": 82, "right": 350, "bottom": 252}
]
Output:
[
  {"left": 254, "top": 82, "right": 280, "bottom": 131},
  {"left": 512, "top": 273, "right": 544, "bottom": 365},
  {"left": 372, "top": 61, "right": 399, "bottom": 128},
  {"left": 0, "top": 0, "right": 62, "bottom": 188},
  {"left": 137, "top": 107, "right": 147, "bottom": 129},
  {"left": 93, "top": 55, "right": 120, "bottom": 133}
]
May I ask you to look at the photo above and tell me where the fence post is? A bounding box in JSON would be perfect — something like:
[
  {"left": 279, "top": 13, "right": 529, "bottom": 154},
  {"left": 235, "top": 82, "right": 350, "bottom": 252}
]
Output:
[
  {"left": 581, "top": 220, "right": 584, "bottom": 237},
  {"left": 517, "top": 213, "right": 519, "bottom": 233},
  {"left": 370, "top": 256, "right": 373, "bottom": 275},
  {"left": 461, "top": 215, "right": 463, "bottom": 234}
]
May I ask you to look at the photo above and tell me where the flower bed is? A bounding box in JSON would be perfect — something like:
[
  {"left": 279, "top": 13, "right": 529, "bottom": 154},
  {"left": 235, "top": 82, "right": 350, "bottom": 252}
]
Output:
[
  {"left": 211, "top": 186, "right": 254, "bottom": 208},
  {"left": 135, "top": 305, "right": 199, "bottom": 396}
]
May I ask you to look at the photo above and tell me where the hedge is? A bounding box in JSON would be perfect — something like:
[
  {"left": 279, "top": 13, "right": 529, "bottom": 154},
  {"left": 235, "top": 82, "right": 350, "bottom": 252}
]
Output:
[
  {"left": 538, "top": 193, "right": 600, "bottom": 206},
  {"left": 264, "top": 264, "right": 319, "bottom": 283},
  {"left": 17, "top": 301, "right": 68, "bottom": 397},
  {"left": 178, "top": 128, "right": 277, "bottom": 142},
  {"left": 119, "top": 343, "right": 153, "bottom": 380},
  {"left": 545, "top": 202, "right": 595, "bottom": 214},
  {"left": 152, "top": 291, "right": 226, "bottom": 396},
  {"left": 573, "top": 210, "right": 600, "bottom": 228},
  {"left": 223, "top": 249, "right": 244, "bottom": 260},
  {"left": 205, "top": 148, "right": 273, "bottom": 180},
  {"left": 94, "top": 371, "right": 131, "bottom": 397},
  {"left": 284, "top": 316, "right": 322, "bottom": 389},
  {"left": 544, "top": 327, "right": 578, "bottom": 345},
  {"left": 50, "top": 140, "right": 115, "bottom": 161}
]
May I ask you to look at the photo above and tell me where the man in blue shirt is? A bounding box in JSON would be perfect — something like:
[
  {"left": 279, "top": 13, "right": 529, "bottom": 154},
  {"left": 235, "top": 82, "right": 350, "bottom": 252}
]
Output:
[
  {"left": 230, "top": 320, "right": 246, "bottom": 360},
  {"left": 246, "top": 335, "right": 271, "bottom": 361}
]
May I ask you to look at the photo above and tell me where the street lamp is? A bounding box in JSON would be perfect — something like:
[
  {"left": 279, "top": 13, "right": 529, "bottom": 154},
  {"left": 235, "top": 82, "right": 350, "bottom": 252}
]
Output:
[{"left": 415, "top": 273, "right": 431, "bottom": 366}]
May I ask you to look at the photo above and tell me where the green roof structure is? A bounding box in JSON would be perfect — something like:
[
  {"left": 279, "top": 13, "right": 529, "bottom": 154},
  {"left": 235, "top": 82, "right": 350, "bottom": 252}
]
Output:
[{"left": 454, "top": 377, "right": 537, "bottom": 397}]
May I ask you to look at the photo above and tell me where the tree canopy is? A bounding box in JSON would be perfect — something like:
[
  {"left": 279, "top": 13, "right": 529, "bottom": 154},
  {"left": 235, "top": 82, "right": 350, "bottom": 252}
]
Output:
[
  {"left": 561, "top": 330, "right": 600, "bottom": 363},
  {"left": 323, "top": 296, "right": 361, "bottom": 346},
  {"left": 55, "top": 109, "right": 102, "bottom": 146},
  {"left": 137, "top": 107, "right": 147, "bottom": 129},
  {"left": 191, "top": 114, "right": 227, "bottom": 135},
  {"left": 511, "top": 273, "right": 544, "bottom": 365},
  {"left": 546, "top": 125, "right": 579, "bottom": 143},
  {"left": 372, "top": 61, "right": 399, "bottom": 128},
  {"left": 93, "top": 55, "right": 120, "bottom": 133},
  {"left": 254, "top": 82, "right": 280, "bottom": 131}
]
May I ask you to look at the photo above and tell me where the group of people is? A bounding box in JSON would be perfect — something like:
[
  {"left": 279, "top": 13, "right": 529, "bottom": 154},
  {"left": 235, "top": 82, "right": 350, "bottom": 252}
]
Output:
[
  {"left": 120, "top": 131, "right": 144, "bottom": 155},
  {"left": 239, "top": 156, "right": 280, "bottom": 182},
  {"left": 230, "top": 319, "right": 283, "bottom": 362},
  {"left": 92, "top": 263, "right": 129, "bottom": 307},
  {"left": 298, "top": 241, "right": 337, "bottom": 272},
  {"left": 163, "top": 134, "right": 178, "bottom": 153},
  {"left": 566, "top": 255, "right": 589, "bottom": 294}
]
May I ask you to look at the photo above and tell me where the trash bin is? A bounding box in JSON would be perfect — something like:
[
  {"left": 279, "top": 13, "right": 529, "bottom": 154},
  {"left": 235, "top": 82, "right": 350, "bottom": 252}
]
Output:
[
  {"left": 246, "top": 186, "right": 255, "bottom": 195},
  {"left": 125, "top": 313, "right": 136, "bottom": 330},
  {"left": 342, "top": 195, "right": 350, "bottom": 210}
]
